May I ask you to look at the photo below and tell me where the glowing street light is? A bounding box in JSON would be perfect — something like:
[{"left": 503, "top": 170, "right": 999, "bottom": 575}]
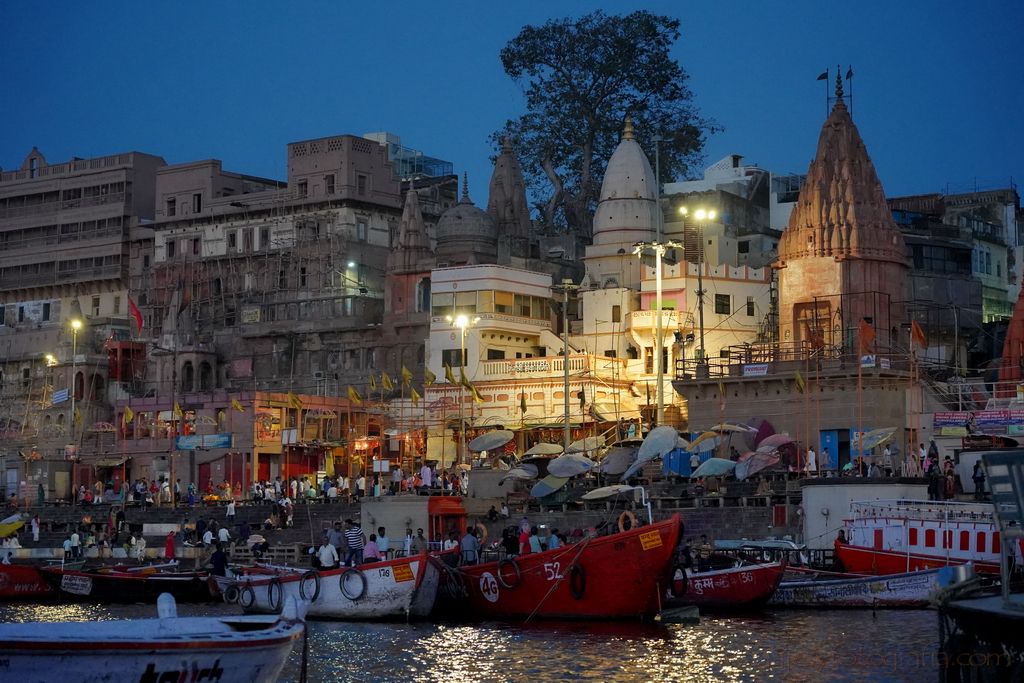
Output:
[
  {"left": 445, "top": 313, "right": 479, "bottom": 465},
  {"left": 678, "top": 206, "right": 717, "bottom": 371},
  {"left": 69, "top": 317, "right": 82, "bottom": 502}
]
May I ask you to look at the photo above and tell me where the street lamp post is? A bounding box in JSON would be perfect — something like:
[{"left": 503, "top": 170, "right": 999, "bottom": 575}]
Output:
[
  {"left": 446, "top": 314, "right": 478, "bottom": 466},
  {"left": 678, "top": 207, "right": 717, "bottom": 373},
  {"left": 552, "top": 280, "right": 580, "bottom": 450},
  {"left": 633, "top": 242, "right": 681, "bottom": 427},
  {"left": 69, "top": 318, "right": 82, "bottom": 503}
]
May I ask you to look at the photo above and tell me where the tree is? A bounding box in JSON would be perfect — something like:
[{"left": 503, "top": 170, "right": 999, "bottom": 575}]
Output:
[{"left": 495, "top": 10, "right": 715, "bottom": 238}]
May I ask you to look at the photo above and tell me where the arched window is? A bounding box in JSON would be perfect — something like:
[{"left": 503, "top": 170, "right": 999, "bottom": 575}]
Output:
[
  {"left": 90, "top": 375, "right": 105, "bottom": 401},
  {"left": 416, "top": 277, "right": 431, "bottom": 313},
  {"left": 199, "top": 362, "right": 213, "bottom": 391},
  {"left": 182, "top": 362, "right": 195, "bottom": 392},
  {"left": 74, "top": 371, "right": 84, "bottom": 400}
]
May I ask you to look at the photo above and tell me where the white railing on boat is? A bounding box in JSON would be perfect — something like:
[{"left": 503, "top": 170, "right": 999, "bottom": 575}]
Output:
[{"left": 850, "top": 499, "right": 995, "bottom": 523}]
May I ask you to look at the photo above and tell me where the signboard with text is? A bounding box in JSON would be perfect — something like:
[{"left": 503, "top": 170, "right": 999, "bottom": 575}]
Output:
[{"left": 174, "top": 433, "right": 233, "bottom": 450}]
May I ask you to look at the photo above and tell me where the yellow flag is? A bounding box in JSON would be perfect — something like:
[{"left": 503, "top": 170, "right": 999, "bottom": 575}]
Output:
[
  {"left": 173, "top": 402, "right": 183, "bottom": 417},
  {"left": 794, "top": 370, "right": 806, "bottom": 393},
  {"left": 123, "top": 406, "right": 134, "bottom": 425},
  {"left": 401, "top": 365, "right": 413, "bottom": 386},
  {"left": 74, "top": 407, "right": 82, "bottom": 425},
  {"left": 459, "top": 367, "right": 473, "bottom": 390},
  {"left": 424, "top": 368, "right": 436, "bottom": 385},
  {"left": 230, "top": 398, "right": 246, "bottom": 413},
  {"left": 369, "top": 374, "right": 377, "bottom": 391},
  {"left": 381, "top": 373, "right": 394, "bottom": 391},
  {"left": 347, "top": 386, "right": 363, "bottom": 405},
  {"left": 217, "top": 410, "right": 226, "bottom": 425},
  {"left": 287, "top": 391, "right": 304, "bottom": 410},
  {"left": 410, "top": 387, "right": 421, "bottom": 406},
  {"left": 470, "top": 384, "right": 485, "bottom": 404},
  {"left": 444, "top": 364, "right": 456, "bottom": 385}
]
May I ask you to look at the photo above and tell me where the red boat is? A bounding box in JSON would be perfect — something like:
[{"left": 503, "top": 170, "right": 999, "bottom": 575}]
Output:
[
  {"left": 670, "top": 560, "right": 786, "bottom": 609},
  {"left": 456, "top": 514, "right": 681, "bottom": 621},
  {"left": 0, "top": 564, "right": 52, "bottom": 599},
  {"left": 834, "top": 500, "right": 1003, "bottom": 575}
]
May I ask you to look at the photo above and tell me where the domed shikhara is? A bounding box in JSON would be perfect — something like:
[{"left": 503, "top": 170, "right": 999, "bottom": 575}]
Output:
[
  {"left": 435, "top": 175, "right": 497, "bottom": 265},
  {"left": 486, "top": 138, "right": 531, "bottom": 241},
  {"left": 777, "top": 100, "right": 906, "bottom": 264},
  {"left": 592, "top": 119, "right": 659, "bottom": 246}
]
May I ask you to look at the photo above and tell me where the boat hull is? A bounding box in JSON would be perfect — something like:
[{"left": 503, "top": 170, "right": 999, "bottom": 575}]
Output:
[
  {"left": 40, "top": 567, "right": 214, "bottom": 603},
  {"left": 228, "top": 553, "right": 441, "bottom": 620},
  {"left": 835, "top": 543, "right": 1000, "bottom": 576},
  {"left": 673, "top": 561, "right": 785, "bottom": 609},
  {"left": 456, "top": 514, "right": 682, "bottom": 620},
  {"left": 770, "top": 567, "right": 946, "bottom": 608},
  {"left": 0, "top": 615, "right": 301, "bottom": 683},
  {"left": 0, "top": 565, "right": 52, "bottom": 599}
]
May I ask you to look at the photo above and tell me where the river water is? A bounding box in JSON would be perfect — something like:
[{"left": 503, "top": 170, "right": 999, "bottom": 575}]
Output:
[{"left": 0, "top": 602, "right": 938, "bottom": 682}]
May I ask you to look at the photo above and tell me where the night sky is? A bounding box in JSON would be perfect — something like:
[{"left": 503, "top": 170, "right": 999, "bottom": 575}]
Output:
[{"left": 2, "top": 1, "right": 1020, "bottom": 202}]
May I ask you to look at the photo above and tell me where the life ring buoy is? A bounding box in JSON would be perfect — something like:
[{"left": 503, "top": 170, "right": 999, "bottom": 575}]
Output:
[
  {"left": 299, "top": 570, "right": 321, "bottom": 602},
  {"left": 267, "top": 578, "right": 283, "bottom": 613},
  {"left": 340, "top": 568, "right": 368, "bottom": 601},
  {"left": 618, "top": 510, "right": 637, "bottom": 533},
  {"left": 569, "top": 564, "right": 586, "bottom": 600},
  {"left": 669, "top": 565, "right": 688, "bottom": 598},
  {"left": 497, "top": 559, "right": 521, "bottom": 589},
  {"left": 238, "top": 585, "right": 256, "bottom": 610},
  {"left": 223, "top": 583, "right": 241, "bottom": 604},
  {"left": 475, "top": 523, "right": 489, "bottom": 544}
]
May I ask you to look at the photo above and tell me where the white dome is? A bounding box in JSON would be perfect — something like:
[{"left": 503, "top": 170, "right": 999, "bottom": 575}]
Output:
[{"left": 592, "top": 120, "right": 658, "bottom": 245}]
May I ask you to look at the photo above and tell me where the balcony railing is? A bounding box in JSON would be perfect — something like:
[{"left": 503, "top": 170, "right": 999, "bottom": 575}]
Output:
[{"left": 479, "top": 354, "right": 628, "bottom": 380}]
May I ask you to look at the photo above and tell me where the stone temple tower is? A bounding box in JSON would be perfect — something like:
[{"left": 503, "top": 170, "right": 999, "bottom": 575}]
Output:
[
  {"left": 488, "top": 138, "right": 533, "bottom": 264},
  {"left": 775, "top": 81, "right": 907, "bottom": 351}
]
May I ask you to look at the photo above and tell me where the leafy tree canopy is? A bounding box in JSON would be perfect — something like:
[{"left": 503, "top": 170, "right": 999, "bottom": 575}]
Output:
[{"left": 494, "top": 10, "right": 716, "bottom": 238}]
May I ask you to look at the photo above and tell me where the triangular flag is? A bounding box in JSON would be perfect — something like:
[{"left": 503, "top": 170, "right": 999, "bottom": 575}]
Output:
[
  {"left": 347, "top": 386, "right": 363, "bottom": 405},
  {"left": 128, "top": 298, "right": 143, "bottom": 332},
  {"left": 369, "top": 374, "right": 377, "bottom": 391},
  {"left": 123, "top": 406, "right": 134, "bottom": 425},
  {"left": 287, "top": 392, "right": 304, "bottom": 410},
  {"left": 74, "top": 407, "right": 82, "bottom": 425},
  {"left": 381, "top": 373, "right": 394, "bottom": 391},
  {"left": 230, "top": 398, "right": 246, "bottom": 413},
  {"left": 401, "top": 365, "right": 413, "bottom": 386},
  {"left": 444, "top": 364, "right": 456, "bottom": 385},
  {"left": 911, "top": 320, "right": 928, "bottom": 349},
  {"left": 470, "top": 384, "right": 485, "bottom": 404},
  {"left": 459, "top": 367, "right": 473, "bottom": 390},
  {"left": 173, "top": 402, "right": 183, "bottom": 417},
  {"left": 795, "top": 370, "right": 806, "bottom": 393},
  {"left": 410, "top": 387, "right": 421, "bottom": 406},
  {"left": 858, "top": 319, "right": 876, "bottom": 354},
  {"left": 424, "top": 368, "right": 436, "bottom": 385},
  {"left": 520, "top": 393, "right": 527, "bottom": 414},
  {"left": 816, "top": 70, "right": 828, "bottom": 81}
]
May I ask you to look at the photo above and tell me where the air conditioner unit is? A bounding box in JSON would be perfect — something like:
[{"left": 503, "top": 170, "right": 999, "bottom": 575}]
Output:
[{"left": 312, "top": 371, "right": 325, "bottom": 381}]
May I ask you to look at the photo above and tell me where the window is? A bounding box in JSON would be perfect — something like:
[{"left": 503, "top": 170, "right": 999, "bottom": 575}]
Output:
[
  {"left": 612, "top": 305, "right": 621, "bottom": 323},
  {"left": 192, "top": 238, "right": 200, "bottom": 255},
  {"left": 42, "top": 302, "right": 50, "bottom": 321},
  {"left": 976, "top": 532, "right": 986, "bottom": 553},
  {"left": 325, "top": 175, "right": 335, "bottom": 195},
  {"left": 91, "top": 296, "right": 100, "bottom": 317},
  {"left": 228, "top": 231, "right": 237, "bottom": 250},
  {"left": 113, "top": 296, "right": 121, "bottom": 315},
  {"left": 486, "top": 349, "right": 505, "bottom": 360},
  {"left": 278, "top": 270, "right": 287, "bottom": 289},
  {"left": 17, "top": 306, "right": 25, "bottom": 322},
  {"left": 909, "top": 528, "right": 918, "bottom": 545},
  {"left": 166, "top": 239, "right": 176, "bottom": 258},
  {"left": 604, "top": 349, "right": 617, "bottom": 358},
  {"left": 192, "top": 193, "right": 202, "bottom": 213},
  {"left": 714, "top": 294, "right": 731, "bottom": 315},
  {"left": 357, "top": 174, "right": 368, "bottom": 196},
  {"left": 746, "top": 296, "right": 755, "bottom": 317},
  {"left": 143, "top": 255, "right": 150, "bottom": 268},
  {"left": 494, "top": 291, "right": 513, "bottom": 314},
  {"left": 738, "top": 241, "right": 750, "bottom": 254},
  {"left": 924, "top": 529, "right": 935, "bottom": 548},
  {"left": 720, "top": 348, "right": 730, "bottom": 359},
  {"left": 297, "top": 180, "right": 308, "bottom": 197},
  {"left": 993, "top": 532, "right": 1000, "bottom": 554},
  {"left": 243, "top": 228, "right": 253, "bottom": 252},
  {"left": 166, "top": 197, "right": 176, "bottom": 217},
  {"left": 441, "top": 349, "right": 463, "bottom": 368},
  {"left": 260, "top": 227, "right": 269, "bottom": 250},
  {"left": 356, "top": 219, "right": 368, "bottom": 242},
  {"left": 300, "top": 268, "right": 307, "bottom": 287},
  {"left": 644, "top": 347, "right": 654, "bottom": 374},
  {"left": 960, "top": 530, "right": 970, "bottom": 551}
]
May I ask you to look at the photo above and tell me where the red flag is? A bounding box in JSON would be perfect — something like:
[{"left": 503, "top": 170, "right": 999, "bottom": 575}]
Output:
[
  {"left": 911, "top": 320, "right": 927, "bottom": 349},
  {"left": 858, "top": 319, "right": 875, "bottom": 354},
  {"left": 128, "top": 297, "right": 143, "bottom": 332}
]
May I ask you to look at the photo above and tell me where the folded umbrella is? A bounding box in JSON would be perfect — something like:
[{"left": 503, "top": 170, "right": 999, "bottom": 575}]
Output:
[
  {"left": 530, "top": 475, "right": 570, "bottom": 498},
  {"left": 547, "top": 453, "right": 596, "bottom": 478},
  {"left": 468, "top": 430, "right": 515, "bottom": 453},
  {"left": 621, "top": 425, "right": 679, "bottom": 480},
  {"left": 566, "top": 436, "right": 605, "bottom": 454},
  {"left": 756, "top": 433, "right": 794, "bottom": 452},
  {"left": 581, "top": 484, "right": 637, "bottom": 500},
  {"left": 690, "top": 458, "right": 737, "bottom": 479},
  {"left": 524, "top": 442, "right": 564, "bottom": 456},
  {"left": 599, "top": 446, "right": 638, "bottom": 476}
]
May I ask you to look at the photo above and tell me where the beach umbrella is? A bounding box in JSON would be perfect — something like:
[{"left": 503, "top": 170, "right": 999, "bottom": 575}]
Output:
[
  {"left": 599, "top": 446, "right": 638, "bottom": 476},
  {"left": 856, "top": 427, "right": 898, "bottom": 451},
  {"left": 676, "top": 436, "right": 691, "bottom": 450},
  {"left": 530, "top": 475, "right": 570, "bottom": 498},
  {"left": 566, "top": 436, "right": 605, "bottom": 454},
  {"left": 735, "top": 450, "right": 782, "bottom": 480},
  {"left": 581, "top": 484, "right": 637, "bottom": 500},
  {"left": 499, "top": 464, "right": 538, "bottom": 484},
  {"left": 711, "top": 422, "right": 757, "bottom": 434},
  {"left": 547, "top": 453, "right": 597, "bottom": 478},
  {"left": 468, "top": 430, "right": 515, "bottom": 453},
  {"left": 756, "top": 433, "right": 795, "bottom": 452},
  {"left": 690, "top": 458, "right": 737, "bottom": 479},
  {"left": 686, "top": 435, "right": 721, "bottom": 454},
  {"left": 524, "top": 442, "right": 564, "bottom": 456},
  {"left": 620, "top": 426, "right": 679, "bottom": 480}
]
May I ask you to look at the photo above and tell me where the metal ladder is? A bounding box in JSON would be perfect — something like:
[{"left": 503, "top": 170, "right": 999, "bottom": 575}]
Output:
[{"left": 982, "top": 450, "right": 1024, "bottom": 609}]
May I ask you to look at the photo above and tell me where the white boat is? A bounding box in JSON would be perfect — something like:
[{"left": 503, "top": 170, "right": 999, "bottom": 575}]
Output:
[
  {"left": 221, "top": 552, "right": 444, "bottom": 620},
  {"left": 0, "top": 593, "right": 304, "bottom": 683},
  {"left": 770, "top": 566, "right": 964, "bottom": 608}
]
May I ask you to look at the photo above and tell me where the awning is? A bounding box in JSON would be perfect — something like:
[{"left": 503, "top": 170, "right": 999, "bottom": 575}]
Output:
[
  {"left": 93, "top": 458, "right": 128, "bottom": 468},
  {"left": 524, "top": 415, "right": 587, "bottom": 428},
  {"left": 591, "top": 397, "right": 642, "bottom": 422}
]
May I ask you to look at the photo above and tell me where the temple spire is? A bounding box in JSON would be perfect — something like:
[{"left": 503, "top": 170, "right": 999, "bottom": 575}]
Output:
[
  {"left": 622, "top": 117, "right": 635, "bottom": 141},
  {"left": 461, "top": 172, "right": 470, "bottom": 203},
  {"left": 835, "top": 64, "right": 844, "bottom": 100}
]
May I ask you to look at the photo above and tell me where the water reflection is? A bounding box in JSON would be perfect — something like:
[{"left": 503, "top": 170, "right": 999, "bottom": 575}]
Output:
[{"left": 0, "top": 602, "right": 936, "bottom": 682}]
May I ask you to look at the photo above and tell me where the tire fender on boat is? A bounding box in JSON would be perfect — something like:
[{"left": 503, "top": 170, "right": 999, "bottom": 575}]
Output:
[
  {"left": 618, "top": 510, "right": 637, "bottom": 533},
  {"left": 340, "top": 568, "right": 368, "bottom": 601},
  {"left": 475, "top": 523, "right": 488, "bottom": 543},
  {"left": 299, "top": 570, "right": 321, "bottom": 602},
  {"left": 669, "top": 565, "right": 687, "bottom": 597},
  {"left": 569, "top": 564, "right": 586, "bottom": 600},
  {"left": 223, "top": 583, "right": 241, "bottom": 604},
  {"left": 238, "top": 585, "right": 256, "bottom": 610},
  {"left": 497, "top": 559, "right": 521, "bottom": 589},
  {"left": 267, "top": 578, "right": 283, "bottom": 613}
]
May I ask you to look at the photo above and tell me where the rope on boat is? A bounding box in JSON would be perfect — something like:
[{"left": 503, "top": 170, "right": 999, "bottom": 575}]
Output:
[{"left": 524, "top": 537, "right": 592, "bottom": 624}]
